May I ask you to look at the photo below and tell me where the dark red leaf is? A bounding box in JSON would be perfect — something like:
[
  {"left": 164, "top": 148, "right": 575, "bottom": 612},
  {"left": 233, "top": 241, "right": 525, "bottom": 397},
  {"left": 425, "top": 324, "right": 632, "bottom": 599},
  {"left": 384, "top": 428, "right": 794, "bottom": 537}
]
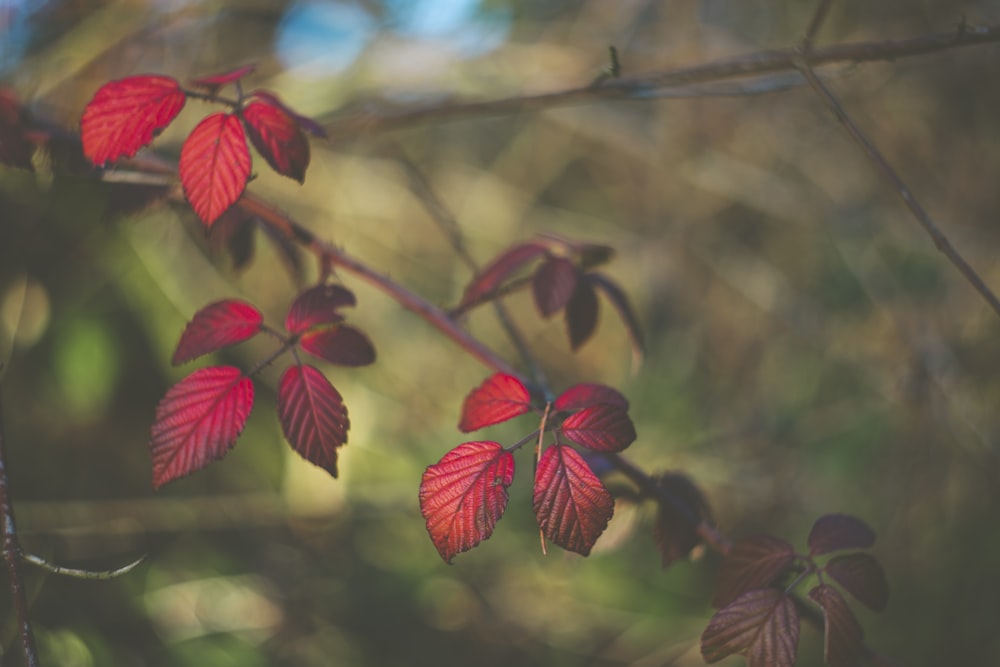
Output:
[
  {"left": 191, "top": 64, "right": 257, "bottom": 90},
  {"left": 825, "top": 553, "right": 889, "bottom": 612},
  {"left": 577, "top": 243, "right": 615, "bottom": 270},
  {"left": 560, "top": 404, "right": 636, "bottom": 452},
  {"left": 533, "top": 445, "right": 614, "bottom": 556},
  {"left": 300, "top": 324, "right": 376, "bottom": 367},
  {"left": 809, "top": 584, "right": 865, "bottom": 667},
  {"left": 652, "top": 472, "right": 712, "bottom": 568},
  {"left": 459, "top": 373, "right": 532, "bottom": 432},
  {"left": 242, "top": 97, "right": 310, "bottom": 182},
  {"left": 0, "top": 89, "right": 34, "bottom": 170},
  {"left": 459, "top": 242, "right": 548, "bottom": 310},
  {"left": 250, "top": 90, "right": 327, "bottom": 138},
  {"left": 277, "top": 364, "right": 349, "bottom": 477},
  {"left": 533, "top": 257, "right": 579, "bottom": 317},
  {"left": 419, "top": 441, "right": 515, "bottom": 563},
  {"left": 179, "top": 112, "right": 250, "bottom": 226},
  {"left": 149, "top": 366, "right": 254, "bottom": 489},
  {"left": 589, "top": 272, "right": 645, "bottom": 365},
  {"left": 701, "top": 588, "right": 799, "bottom": 667},
  {"left": 285, "top": 284, "right": 356, "bottom": 334},
  {"left": 172, "top": 300, "right": 263, "bottom": 365},
  {"left": 713, "top": 535, "right": 797, "bottom": 608},
  {"left": 81, "top": 75, "right": 186, "bottom": 166},
  {"left": 553, "top": 383, "right": 629, "bottom": 411},
  {"left": 808, "top": 514, "right": 876, "bottom": 555},
  {"left": 566, "top": 278, "right": 599, "bottom": 350},
  {"left": 209, "top": 207, "right": 257, "bottom": 270}
]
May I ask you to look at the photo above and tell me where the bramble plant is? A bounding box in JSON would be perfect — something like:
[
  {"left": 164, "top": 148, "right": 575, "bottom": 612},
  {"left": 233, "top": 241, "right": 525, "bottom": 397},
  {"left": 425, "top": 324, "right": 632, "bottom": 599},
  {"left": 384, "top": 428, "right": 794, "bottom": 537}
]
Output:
[{"left": 2, "top": 1, "right": 1000, "bottom": 665}]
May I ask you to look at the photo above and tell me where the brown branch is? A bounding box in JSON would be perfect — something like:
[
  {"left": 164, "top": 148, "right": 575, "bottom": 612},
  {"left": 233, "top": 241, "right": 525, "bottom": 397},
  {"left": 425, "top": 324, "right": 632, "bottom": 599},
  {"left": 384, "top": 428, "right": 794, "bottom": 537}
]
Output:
[
  {"left": 320, "top": 24, "right": 1000, "bottom": 139},
  {"left": 0, "top": 387, "right": 40, "bottom": 667},
  {"left": 796, "top": 57, "right": 1000, "bottom": 319}
]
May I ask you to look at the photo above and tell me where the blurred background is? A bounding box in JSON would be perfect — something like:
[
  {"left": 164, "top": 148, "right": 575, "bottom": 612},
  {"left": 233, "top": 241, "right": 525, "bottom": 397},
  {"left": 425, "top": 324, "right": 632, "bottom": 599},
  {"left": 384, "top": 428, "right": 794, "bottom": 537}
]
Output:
[{"left": 2, "top": 0, "right": 1000, "bottom": 665}]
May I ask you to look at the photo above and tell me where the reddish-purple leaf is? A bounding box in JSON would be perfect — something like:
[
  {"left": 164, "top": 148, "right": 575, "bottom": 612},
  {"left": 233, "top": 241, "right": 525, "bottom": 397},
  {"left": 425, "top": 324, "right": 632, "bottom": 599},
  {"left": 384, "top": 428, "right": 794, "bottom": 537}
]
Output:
[
  {"left": 149, "top": 366, "right": 254, "bottom": 489},
  {"left": 179, "top": 112, "right": 251, "bottom": 226},
  {"left": 81, "top": 75, "right": 186, "bottom": 166},
  {"left": 459, "top": 373, "right": 532, "bottom": 432},
  {"left": 808, "top": 514, "right": 876, "bottom": 555},
  {"left": 566, "top": 278, "right": 599, "bottom": 350},
  {"left": 285, "top": 284, "right": 356, "bottom": 334},
  {"left": 713, "top": 535, "right": 797, "bottom": 608},
  {"left": 652, "top": 472, "right": 712, "bottom": 568},
  {"left": 419, "top": 441, "right": 515, "bottom": 563},
  {"left": 560, "top": 404, "right": 636, "bottom": 452},
  {"left": 809, "top": 584, "right": 865, "bottom": 667},
  {"left": 191, "top": 64, "right": 257, "bottom": 90},
  {"left": 533, "top": 445, "right": 614, "bottom": 556},
  {"left": 209, "top": 207, "right": 257, "bottom": 270},
  {"left": 299, "top": 325, "right": 376, "bottom": 367},
  {"left": 825, "top": 553, "right": 889, "bottom": 612},
  {"left": 554, "top": 383, "right": 629, "bottom": 412},
  {"left": 250, "top": 90, "right": 327, "bottom": 138},
  {"left": 242, "top": 97, "right": 310, "bottom": 183},
  {"left": 0, "top": 89, "right": 34, "bottom": 170},
  {"left": 589, "top": 272, "right": 645, "bottom": 364},
  {"left": 172, "top": 300, "right": 263, "bottom": 365},
  {"left": 533, "top": 257, "right": 579, "bottom": 317},
  {"left": 277, "top": 364, "right": 349, "bottom": 477},
  {"left": 701, "top": 588, "right": 800, "bottom": 667},
  {"left": 459, "top": 242, "right": 548, "bottom": 310}
]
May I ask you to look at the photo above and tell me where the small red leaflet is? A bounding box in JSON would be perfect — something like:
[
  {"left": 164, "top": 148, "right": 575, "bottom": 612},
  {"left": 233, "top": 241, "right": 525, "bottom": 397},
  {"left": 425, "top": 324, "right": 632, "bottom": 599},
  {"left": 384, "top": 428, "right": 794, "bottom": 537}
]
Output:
[
  {"left": 149, "top": 366, "right": 254, "bottom": 489},
  {"left": 420, "top": 441, "right": 515, "bottom": 563},
  {"left": 458, "top": 242, "right": 548, "bottom": 311},
  {"left": 278, "top": 364, "right": 349, "bottom": 477},
  {"left": 81, "top": 75, "right": 186, "bottom": 166},
  {"left": 191, "top": 64, "right": 257, "bottom": 90},
  {"left": 299, "top": 325, "right": 376, "bottom": 367},
  {"left": 559, "top": 403, "right": 636, "bottom": 452},
  {"left": 179, "top": 112, "right": 251, "bottom": 226},
  {"left": 459, "top": 373, "right": 532, "bottom": 432},
  {"left": 533, "top": 444, "right": 614, "bottom": 556},
  {"left": 285, "top": 284, "right": 356, "bottom": 334},
  {"left": 172, "top": 299, "right": 263, "bottom": 365},
  {"left": 712, "top": 535, "right": 796, "bottom": 608},
  {"left": 701, "top": 588, "right": 800, "bottom": 667},
  {"left": 242, "top": 95, "right": 310, "bottom": 183},
  {"left": 533, "top": 256, "right": 579, "bottom": 317},
  {"left": 553, "top": 383, "right": 628, "bottom": 411}
]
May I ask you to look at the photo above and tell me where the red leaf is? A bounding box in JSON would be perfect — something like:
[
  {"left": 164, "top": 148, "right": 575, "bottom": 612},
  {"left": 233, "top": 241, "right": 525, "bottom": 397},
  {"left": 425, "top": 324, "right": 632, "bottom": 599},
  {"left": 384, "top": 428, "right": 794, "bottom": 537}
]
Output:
[
  {"left": 0, "top": 89, "right": 34, "bottom": 170},
  {"left": 179, "top": 112, "right": 251, "bottom": 226},
  {"left": 300, "top": 324, "right": 376, "bottom": 367},
  {"left": 566, "top": 278, "right": 599, "bottom": 350},
  {"left": 459, "top": 373, "right": 532, "bottom": 432},
  {"left": 533, "top": 257, "right": 578, "bottom": 317},
  {"left": 242, "top": 97, "right": 310, "bottom": 182},
  {"left": 81, "top": 75, "right": 186, "bottom": 166},
  {"left": 808, "top": 514, "right": 876, "bottom": 555},
  {"left": 652, "top": 472, "right": 712, "bottom": 568},
  {"left": 554, "top": 383, "right": 629, "bottom": 412},
  {"left": 277, "top": 364, "right": 349, "bottom": 477},
  {"left": 589, "top": 272, "right": 645, "bottom": 365},
  {"left": 713, "top": 535, "right": 796, "bottom": 608},
  {"left": 419, "top": 441, "right": 515, "bottom": 563},
  {"left": 250, "top": 90, "right": 327, "bottom": 138},
  {"left": 285, "top": 284, "right": 356, "bottom": 334},
  {"left": 172, "top": 299, "right": 263, "bottom": 365},
  {"left": 560, "top": 404, "right": 636, "bottom": 452},
  {"left": 825, "top": 553, "right": 889, "bottom": 612},
  {"left": 533, "top": 445, "right": 614, "bottom": 556},
  {"left": 459, "top": 242, "right": 548, "bottom": 310},
  {"left": 809, "top": 584, "right": 865, "bottom": 667},
  {"left": 701, "top": 588, "right": 800, "bottom": 667},
  {"left": 191, "top": 64, "right": 257, "bottom": 90},
  {"left": 149, "top": 366, "right": 254, "bottom": 489}
]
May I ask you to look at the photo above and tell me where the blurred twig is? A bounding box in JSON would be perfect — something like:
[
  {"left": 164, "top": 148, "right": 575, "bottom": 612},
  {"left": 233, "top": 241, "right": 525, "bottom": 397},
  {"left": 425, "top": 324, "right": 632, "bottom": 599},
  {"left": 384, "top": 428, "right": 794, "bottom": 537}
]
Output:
[
  {"left": 22, "top": 553, "right": 145, "bottom": 580},
  {"left": 0, "top": 388, "right": 40, "bottom": 667}
]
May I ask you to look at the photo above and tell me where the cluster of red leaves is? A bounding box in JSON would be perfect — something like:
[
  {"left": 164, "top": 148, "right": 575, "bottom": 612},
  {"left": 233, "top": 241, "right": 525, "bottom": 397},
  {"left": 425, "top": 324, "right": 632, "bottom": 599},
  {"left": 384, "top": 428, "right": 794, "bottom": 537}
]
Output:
[
  {"left": 79, "top": 66, "right": 323, "bottom": 227},
  {"left": 456, "top": 238, "right": 643, "bottom": 356},
  {"left": 150, "top": 284, "right": 374, "bottom": 489},
  {"left": 702, "top": 514, "right": 888, "bottom": 667},
  {"left": 419, "top": 373, "right": 637, "bottom": 563}
]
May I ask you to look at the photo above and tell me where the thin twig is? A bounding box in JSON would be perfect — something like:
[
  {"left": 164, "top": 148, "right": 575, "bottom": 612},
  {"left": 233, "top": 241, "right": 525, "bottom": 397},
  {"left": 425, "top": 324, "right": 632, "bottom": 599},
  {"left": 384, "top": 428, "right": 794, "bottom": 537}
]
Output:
[
  {"left": 803, "top": 0, "right": 837, "bottom": 49},
  {"left": 0, "top": 389, "right": 40, "bottom": 667},
  {"left": 796, "top": 61, "right": 1000, "bottom": 319},
  {"left": 21, "top": 552, "right": 145, "bottom": 580}
]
